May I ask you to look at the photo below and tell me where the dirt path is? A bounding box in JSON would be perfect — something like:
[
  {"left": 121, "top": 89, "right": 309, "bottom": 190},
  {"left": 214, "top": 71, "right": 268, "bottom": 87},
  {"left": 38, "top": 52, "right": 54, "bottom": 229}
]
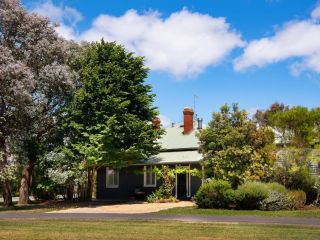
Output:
[{"left": 49, "top": 201, "right": 195, "bottom": 214}]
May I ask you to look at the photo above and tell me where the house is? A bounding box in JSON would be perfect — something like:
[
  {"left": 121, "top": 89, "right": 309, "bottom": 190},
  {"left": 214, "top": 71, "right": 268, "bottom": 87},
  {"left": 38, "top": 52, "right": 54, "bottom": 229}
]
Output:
[{"left": 96, "top": 107, "right": 203, "bottom": 200}]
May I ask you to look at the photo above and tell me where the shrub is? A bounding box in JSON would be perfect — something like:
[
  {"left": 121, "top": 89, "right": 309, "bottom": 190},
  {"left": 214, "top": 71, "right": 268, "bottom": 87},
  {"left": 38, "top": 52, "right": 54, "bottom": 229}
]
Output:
[
  {"left": 147, "top": 183, "right": 175, "bottom": 203},
  {"left": 288, "top": 190, "right": 306, "bottom": 209},
  {"left": 260, "top": 190, "right": 292, "bottom": 211},
  {"left": 146, "top": 190, "right": 162, "bottom": 203},
  {"left": 266, "top": 182, "right": 287, "bottom": 194},
  {"left": 194, "top": 179, "right": 233, "bottom": 208},
  {"left": 235, "top": 182, "right": 269, "bottom": 209}
]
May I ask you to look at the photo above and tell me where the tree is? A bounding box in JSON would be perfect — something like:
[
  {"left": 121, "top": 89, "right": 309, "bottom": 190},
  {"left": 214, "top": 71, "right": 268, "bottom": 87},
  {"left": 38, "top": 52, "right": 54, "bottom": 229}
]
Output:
[
  {"left": 199, "top": 103, "right": 275, "bottom": 187},
  {"left": 254, "top": 102, "right": 288, "bottom": 127},
  {"left": 255, "top": 103, "right": 318, "bottom": 147},
  {"left": 0, "top": 0, "right": 78, "bottom": 205},
  {"left": 270, "top": 106, "right": 315, "bottom": 147},
  {"left": 64, "top": 41, "right": 163, "bottom": 200},
  {"left": 0, "top": 45, "right": 34, "bottom": 207}
]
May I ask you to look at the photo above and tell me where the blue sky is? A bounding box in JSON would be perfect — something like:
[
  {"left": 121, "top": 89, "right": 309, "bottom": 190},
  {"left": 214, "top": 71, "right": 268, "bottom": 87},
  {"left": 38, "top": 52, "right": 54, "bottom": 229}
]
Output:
[{"left": 22, "top": 0, "right": 320, "bottom": 126}]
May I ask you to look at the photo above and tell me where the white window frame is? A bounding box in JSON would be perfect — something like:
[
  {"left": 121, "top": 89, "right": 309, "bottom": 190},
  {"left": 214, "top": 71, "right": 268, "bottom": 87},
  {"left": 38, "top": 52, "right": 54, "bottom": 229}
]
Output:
[
  {"left": 143, "top": 165, "right": 157, "bottom": 187},
  {"left": 106, "top": 168, "right": 119, "bottom": 188}
]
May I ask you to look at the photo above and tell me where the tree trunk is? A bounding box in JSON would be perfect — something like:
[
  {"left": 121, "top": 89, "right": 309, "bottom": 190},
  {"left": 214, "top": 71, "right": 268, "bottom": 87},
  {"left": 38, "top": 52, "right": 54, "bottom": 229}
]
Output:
[
  {"left": 85, "top": 168, "right": 96, "bottom": 201},
  {"left": 66, "top": 180, "right": 74, "bottom": 201},
  {"left": 0, "top": 137, "right": 13, "bottom": 208},
  {"left": 18, "top": 162, "right": 34, "bottom": 205},
  {"left": 2, "top": 180, "right": 13, "bottom": 208}
]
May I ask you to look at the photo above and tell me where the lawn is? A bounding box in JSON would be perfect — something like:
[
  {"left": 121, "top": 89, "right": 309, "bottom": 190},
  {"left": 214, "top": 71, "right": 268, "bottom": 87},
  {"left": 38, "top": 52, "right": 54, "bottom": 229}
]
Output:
[
  {"left": 159, "top": 206, "right": 320, "bottom": 218},
  {"left": 0, "top": 219, "right": 319, "bottom": 240}
]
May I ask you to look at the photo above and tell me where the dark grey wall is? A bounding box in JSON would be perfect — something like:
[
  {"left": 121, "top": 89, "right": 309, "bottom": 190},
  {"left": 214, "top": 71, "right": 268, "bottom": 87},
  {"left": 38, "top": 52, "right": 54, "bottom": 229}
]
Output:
[{"left": 96, "top": 163, "right": 202, "bottom": 200}]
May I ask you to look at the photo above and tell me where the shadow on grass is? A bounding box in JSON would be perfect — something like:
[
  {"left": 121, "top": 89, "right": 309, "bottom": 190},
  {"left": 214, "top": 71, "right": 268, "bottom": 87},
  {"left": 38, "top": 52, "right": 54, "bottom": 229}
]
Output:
[{"left": 0, "top": 199, "right": 132, "bottom": 213}]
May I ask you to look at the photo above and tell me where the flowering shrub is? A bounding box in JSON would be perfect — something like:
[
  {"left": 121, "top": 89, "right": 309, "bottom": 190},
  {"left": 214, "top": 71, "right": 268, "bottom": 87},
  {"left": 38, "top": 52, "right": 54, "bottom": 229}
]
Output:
[{"left": 260, "top": 190, "right": 292, "bottom": 211}]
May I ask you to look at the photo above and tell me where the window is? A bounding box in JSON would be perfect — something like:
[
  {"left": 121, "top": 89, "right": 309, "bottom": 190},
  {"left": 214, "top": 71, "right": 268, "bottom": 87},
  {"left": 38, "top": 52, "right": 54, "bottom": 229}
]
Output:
[
  {"left": 144, "top": 165, "right": 156, "bottom": 187},
  {"left": 106, "top": 168, "right": 119, "bottom": 188}
]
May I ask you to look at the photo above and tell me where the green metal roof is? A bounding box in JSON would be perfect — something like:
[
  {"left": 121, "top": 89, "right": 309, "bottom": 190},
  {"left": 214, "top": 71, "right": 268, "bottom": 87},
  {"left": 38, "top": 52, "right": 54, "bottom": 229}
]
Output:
[
  {"left": 159, "top": 122, "right": 200, "bottom": 150},
  {"left": 143, "top": 121, "right": 202, "bottom": 165},
  {"left": 141, "top": 150, "right": 202, "bottom": 165}
]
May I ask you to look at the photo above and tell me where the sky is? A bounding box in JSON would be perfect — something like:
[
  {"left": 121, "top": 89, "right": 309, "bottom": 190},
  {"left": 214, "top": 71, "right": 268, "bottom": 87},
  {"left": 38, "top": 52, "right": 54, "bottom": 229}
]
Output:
[{"left": 22, "top": 0, "right": 320, "bottom": 127}]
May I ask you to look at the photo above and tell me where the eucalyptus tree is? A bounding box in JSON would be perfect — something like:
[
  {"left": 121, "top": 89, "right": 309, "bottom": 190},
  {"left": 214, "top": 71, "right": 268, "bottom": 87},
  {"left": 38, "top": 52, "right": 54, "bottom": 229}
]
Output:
[
  {"left": 0, "top": 0, "right": 78, "bottom": 205},
  {"left": 0, "top": 45, "right": 34, "bottom": 207}
]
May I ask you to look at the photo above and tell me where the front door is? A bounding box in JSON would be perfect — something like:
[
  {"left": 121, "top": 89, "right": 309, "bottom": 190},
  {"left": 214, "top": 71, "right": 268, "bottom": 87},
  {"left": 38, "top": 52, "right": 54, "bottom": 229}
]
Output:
[
  {"left": 176, "top": 167, "right": 191, "bottom": 199},
  {"left": 177, "top": 173, "right": 187, "bottom": 199}
]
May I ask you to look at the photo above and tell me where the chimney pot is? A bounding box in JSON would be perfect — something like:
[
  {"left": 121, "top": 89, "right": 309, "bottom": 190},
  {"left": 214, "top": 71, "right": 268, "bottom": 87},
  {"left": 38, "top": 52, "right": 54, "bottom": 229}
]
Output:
[
  {"left": 183, "top": 107, "right": 194, "bottom": 134},
  {"left": 152, "top": 117, "right": 161, "bottom": 130},
  {"left": 197, "top": 118, "right": 203, "bottom": 130}
]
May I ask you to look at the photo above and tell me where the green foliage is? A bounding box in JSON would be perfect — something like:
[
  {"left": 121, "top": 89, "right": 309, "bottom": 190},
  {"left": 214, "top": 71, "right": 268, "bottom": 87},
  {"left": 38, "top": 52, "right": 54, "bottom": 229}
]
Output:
[
  {"left": 194, "top": 179, "right": 233, "bottom": 208},
  {"left": 271, "top": 149, "right": 316, "bottom": 200},
  {"left": 235, "top": 182, "right": 269, "bottom": 210},
  {"left": 199, "top": 103, "right": 275, "bottom": 188},
  {"left": 146, "top": 185, "right": 178, "bottom": 203},
  {"left": 147, "top": 165, "right": 200, "bottom": 202},
  {"left": 288, "top": 190, "right": 306, "bottom": 210},
  {"left": 64, "top": 40, "right": 163, "bottom": 169},
  {"left": 256, "top": 103, "right": 320, "bottom": 147},
  {"left": 260, "top": 190, "right": 292, "bottom": 211},
  {"left": 312, "top": 176, "right": 320, "bottom": 205},
  {"left": 265, "top": 182, "right": 288, "bottom": 194}
]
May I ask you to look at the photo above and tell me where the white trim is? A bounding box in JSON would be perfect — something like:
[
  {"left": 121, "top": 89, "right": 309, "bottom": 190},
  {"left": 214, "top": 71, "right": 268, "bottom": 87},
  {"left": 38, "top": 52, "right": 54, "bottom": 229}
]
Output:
[
  {"left": 143, "top": 165, "right": 157, "bottom": 187},
  {"left": 175, "top": 164, "right": 177, "bottom": 198},
  {"left": 106, "top": 168, "right": 119, "bottom": 188},
  {"left": 187, "top": 164, "right": 191, "bottom": 197}
]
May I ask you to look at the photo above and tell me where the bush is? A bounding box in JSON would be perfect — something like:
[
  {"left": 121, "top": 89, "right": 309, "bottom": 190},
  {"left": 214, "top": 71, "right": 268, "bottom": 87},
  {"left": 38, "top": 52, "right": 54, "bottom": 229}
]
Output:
[
  {"left": 266, "top": 182, "right": 287, "bottom": 194},
  {"left": 260, "top": 190, "right": 292, "bottom": 211},
  {"left": 235, "top": 182, "right": 269, "bottom": 209},
  {"left": 194, "top": 179, "right": 233, "bottom": 208},
  {"left": 289, "top": 190, "right": 306, "bottom": 209},
  {"left": 146, "top": 189, "right": 162, "bottom": 203}
]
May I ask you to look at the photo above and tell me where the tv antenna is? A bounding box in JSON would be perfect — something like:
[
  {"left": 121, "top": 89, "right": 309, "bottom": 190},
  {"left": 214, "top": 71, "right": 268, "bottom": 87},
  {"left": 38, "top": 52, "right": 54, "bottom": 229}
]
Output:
[{"left": 193, "top": 94, "right": 198, "bottom": 120}]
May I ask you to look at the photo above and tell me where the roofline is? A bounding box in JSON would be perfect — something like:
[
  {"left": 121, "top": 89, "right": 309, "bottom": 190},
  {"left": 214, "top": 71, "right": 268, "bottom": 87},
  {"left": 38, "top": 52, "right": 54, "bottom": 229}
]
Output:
[
  {"left": 160, "top": 147, "right": 199, "bottom": 152},
  {"left": 131, "top": 160, "right": 202, "bottom": 166}
]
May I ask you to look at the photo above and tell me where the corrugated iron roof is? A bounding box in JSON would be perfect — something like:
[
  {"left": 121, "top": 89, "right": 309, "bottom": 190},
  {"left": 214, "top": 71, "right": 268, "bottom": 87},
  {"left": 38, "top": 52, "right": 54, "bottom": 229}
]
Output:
[
  {"left": 139, "top": 150, "right": 202, "bottom": 165},
  {"left": 142, "top": 121, "right": 202, "bottom": 165},
  {"left": 159, "top": 121, "right": 200, "bottom": 150}
]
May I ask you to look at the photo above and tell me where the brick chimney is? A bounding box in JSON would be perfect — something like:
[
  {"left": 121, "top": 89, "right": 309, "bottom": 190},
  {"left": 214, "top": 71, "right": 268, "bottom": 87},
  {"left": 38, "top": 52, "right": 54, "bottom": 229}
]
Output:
[
  {"left": 152, "top": 117, "right": 161, "bottom": 130},
  {"left": 183, "top": 107, "right": 194, "bottom": 134}
]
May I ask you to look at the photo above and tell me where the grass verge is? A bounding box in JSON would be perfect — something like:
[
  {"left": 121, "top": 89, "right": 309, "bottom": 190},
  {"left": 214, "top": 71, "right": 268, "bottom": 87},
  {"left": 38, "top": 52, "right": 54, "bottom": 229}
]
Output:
[
  {"left": 158, "top": 206, "right": 320, "bottom": 218},
  {"left": 0, "top": 219, "right": 319, "bottom": 240}
]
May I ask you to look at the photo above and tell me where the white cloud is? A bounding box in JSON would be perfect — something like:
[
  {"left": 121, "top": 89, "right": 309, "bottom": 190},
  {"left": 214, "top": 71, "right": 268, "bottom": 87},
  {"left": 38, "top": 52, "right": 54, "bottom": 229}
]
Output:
[
  {"left": 32, "top": 1, "right": 83, "bottom": 40},
  {"left": 30, "top": 2, "right": 243, "bottom": 77},
  {"left": 79, "top": 9, "right": 244, "bottom": 78},
  {"left": 311, "top": 3, "right": 320, "bottom": 20},
  {"left": 159, "top": 114, "right": 172, "bottom": 128},
  {"left": 234, "top": 4, "right": 320, "bottom": 75}
]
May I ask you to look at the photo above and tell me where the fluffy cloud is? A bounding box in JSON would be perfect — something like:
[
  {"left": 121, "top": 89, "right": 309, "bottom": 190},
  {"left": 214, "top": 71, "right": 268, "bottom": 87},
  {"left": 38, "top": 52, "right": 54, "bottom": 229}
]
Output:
[
  {"left": 234, "top": 4, "right": 320, "bottom": 75},
  {"left": 32, "top": 1, "right": 83, "bottom": 40},
  {"left": 311, "top": 4, "right": 320, "bottom": 20},
  {"left": 31, "top": 2, "right": 243, "bottom": 78},
  {"left": 79, "top": 9, "right": 244, "bottom": 78}
]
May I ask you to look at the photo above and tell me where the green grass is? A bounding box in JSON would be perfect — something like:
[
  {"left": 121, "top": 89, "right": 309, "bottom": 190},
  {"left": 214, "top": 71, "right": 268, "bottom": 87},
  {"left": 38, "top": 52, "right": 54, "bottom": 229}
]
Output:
[
  {"left": 0, "top": 219, "right": 319, "bottom": 240},
  {"left": 159, "top": 206, "right": 320, "bottom": 218}
]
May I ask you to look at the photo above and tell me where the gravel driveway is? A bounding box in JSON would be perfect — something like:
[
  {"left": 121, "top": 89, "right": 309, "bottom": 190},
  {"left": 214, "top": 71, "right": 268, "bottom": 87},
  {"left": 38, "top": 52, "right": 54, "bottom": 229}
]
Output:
[{"left": 49, "top": 201, "right": 195, "bottom": 214}]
